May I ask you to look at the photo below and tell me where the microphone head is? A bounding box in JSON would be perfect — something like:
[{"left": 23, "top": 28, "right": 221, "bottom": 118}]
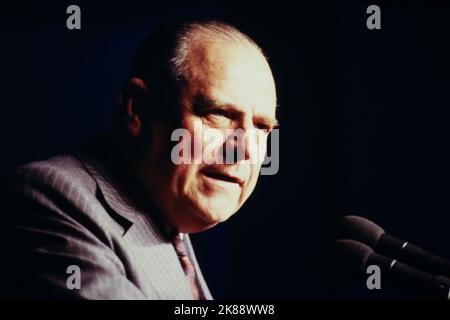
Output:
[
  {"left": 333, "top": 239, "right": 374, "bottom": 270},
  {"left": 338, "top": 215, "right": 385, "bottom": 248}
]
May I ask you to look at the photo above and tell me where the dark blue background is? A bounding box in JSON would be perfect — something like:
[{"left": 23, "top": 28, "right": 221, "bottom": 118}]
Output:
[{"left": 1, "top": 1, "right": 450, "bottom": 299}]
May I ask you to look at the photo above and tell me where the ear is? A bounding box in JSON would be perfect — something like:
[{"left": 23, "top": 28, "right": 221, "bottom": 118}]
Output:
[{"left": 119, "top": 77, "right": 149, "bottom": 138}]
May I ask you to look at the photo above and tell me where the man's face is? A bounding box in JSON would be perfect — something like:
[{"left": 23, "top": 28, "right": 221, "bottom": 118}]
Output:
[{"left": 136, "top": 39, "right": 277, "bottom": 233}]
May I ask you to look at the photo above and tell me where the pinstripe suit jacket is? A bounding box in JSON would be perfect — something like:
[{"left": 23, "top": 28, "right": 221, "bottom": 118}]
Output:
[{"left": 0, "top": 137, "right": 213, "bottom": 300}]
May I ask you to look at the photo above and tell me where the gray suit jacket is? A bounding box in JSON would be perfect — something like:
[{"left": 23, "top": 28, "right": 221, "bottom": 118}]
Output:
[{"left": 0, "top": 140, "right": 212, "bottom": 300}]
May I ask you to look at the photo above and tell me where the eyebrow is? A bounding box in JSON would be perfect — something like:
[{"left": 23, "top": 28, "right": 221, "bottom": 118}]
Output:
[{"left": 192, "top": 94, "right": 279, "bottom": 128}]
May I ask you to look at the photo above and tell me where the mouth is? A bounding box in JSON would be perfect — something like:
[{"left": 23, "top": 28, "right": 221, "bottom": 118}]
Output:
[{"left": 201, "top": 169, "right": 243, "bottom": 185}]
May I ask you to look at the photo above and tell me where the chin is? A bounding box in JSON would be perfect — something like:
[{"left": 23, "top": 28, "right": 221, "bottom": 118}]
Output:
[
  {"left": 175, "top": 205, "right": 237, "bottom": 234},
  {"left": 191, "top": 200, "right": 237, "bottom": 225},
  {"left": 173, "top": 194, "right": 240, "bottom": 233}
]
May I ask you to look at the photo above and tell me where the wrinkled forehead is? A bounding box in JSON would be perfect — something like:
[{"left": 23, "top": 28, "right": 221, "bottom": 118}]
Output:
[{"left": 182, "top": 40, "right": 277, "bottom": 115}]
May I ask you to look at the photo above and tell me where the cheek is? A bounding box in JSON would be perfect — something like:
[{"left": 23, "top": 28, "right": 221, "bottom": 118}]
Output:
[
  {"left": 182, "top": 117, "right": 207, "bottom": 164},
  {"left": 192, "top": 130, "right": 204, "bottom": 164},
  {"left": 242, "top": 165, "right": 262, "bottom": 196},
  {"left": 172, "top": 163, "right": 201, "bottom": 195}
]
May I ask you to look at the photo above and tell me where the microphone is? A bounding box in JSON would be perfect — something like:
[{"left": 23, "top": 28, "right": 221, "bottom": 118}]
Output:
[
  {"left": 338, "top": 215, "right": 450, "bottom": 278},
  {"left": 334, "top": 239, "right": 450, "bottom": 299}
]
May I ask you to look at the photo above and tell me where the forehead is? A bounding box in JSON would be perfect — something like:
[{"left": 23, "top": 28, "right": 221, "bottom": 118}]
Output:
[{"left": 182, "top": 39, "right": 277, "bottom": 118}]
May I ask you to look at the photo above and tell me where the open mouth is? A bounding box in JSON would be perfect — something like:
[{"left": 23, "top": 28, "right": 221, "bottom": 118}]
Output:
[{"left": 201, "top": 170, "right": 242, "bottom": 185}]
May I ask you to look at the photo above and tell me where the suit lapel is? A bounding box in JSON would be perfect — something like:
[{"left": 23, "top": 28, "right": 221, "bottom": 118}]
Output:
[{"left": 76, "top": 152, "right": 210, "bottom": 299}]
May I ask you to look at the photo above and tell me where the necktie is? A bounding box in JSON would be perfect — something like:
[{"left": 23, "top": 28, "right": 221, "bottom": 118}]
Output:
[{"left": 172, "top": 233, "right": 201, "bottom": 300}]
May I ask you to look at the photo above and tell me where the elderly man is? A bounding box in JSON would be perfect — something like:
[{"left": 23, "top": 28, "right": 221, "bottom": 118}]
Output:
[{"left": 0, "top": 20, "right": 278, "bottom": 299}]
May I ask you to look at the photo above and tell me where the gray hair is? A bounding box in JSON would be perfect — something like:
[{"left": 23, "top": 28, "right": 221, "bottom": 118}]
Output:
[
  {"left": 170, "top": 20, "right": 264, "bottom": 81},
  {"left": 120, "top": 20, "right": 264, "bottom": 122}
]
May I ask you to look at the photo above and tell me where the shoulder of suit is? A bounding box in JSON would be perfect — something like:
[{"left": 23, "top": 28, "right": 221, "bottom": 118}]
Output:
[
  {"left": 4, "top": 154, "right": 129, "bottom": 240},
  {"left": 10, "top": 154, "right": 96, "bottom": 194}
]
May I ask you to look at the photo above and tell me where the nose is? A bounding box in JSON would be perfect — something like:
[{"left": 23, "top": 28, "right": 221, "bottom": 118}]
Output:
[
  {"left": 223, "top": 119, "right": 263, "bottom": 164},
  {"left": 227, "top": 130, "right": 250, "bottom": 163}
]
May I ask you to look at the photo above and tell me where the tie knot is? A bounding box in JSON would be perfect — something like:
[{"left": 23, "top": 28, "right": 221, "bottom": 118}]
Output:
[{"left": 172, "top": 233, "right": 188, "bottom": 257}]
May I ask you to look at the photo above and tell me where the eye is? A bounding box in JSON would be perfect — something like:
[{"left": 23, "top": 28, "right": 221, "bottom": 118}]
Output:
[
  {"left": 205, "top": 109, "right": 229, "bottom": 117},
  {"left": 255, "top": 122, "right": 271, "bottom": 132},
  {"left": 202, "top": 109, "right": 233, "bottom": 124}
]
